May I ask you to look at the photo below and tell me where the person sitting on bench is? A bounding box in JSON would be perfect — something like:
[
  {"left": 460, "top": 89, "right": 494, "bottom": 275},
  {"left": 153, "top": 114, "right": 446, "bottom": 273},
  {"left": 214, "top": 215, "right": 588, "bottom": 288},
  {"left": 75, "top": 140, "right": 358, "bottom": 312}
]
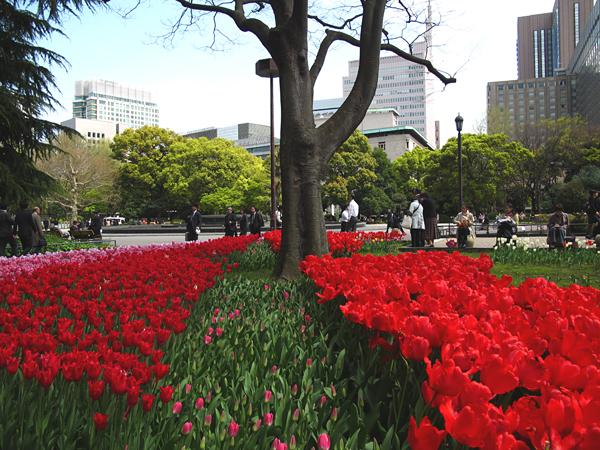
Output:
[{"left": 547, "top": 203, "right": 569, "bottom": 249}]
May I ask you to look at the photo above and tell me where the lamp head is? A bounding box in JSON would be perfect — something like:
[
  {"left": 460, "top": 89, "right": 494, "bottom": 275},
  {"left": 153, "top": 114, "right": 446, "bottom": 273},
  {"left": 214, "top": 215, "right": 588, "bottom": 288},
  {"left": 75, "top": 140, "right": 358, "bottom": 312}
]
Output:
[{"left": 455, "top": 113, "right": 464, "bottom": 132}]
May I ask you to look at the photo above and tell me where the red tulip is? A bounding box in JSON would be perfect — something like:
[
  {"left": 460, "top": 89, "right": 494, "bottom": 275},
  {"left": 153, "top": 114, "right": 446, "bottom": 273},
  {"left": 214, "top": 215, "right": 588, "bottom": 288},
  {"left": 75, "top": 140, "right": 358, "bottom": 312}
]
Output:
[
  {"left": 426, "top": 359, "right": 470, "bottom": 397},
  {"left": 142, "top": 394, "right": 155, "bottom": 412},
  {"left": 159, "top": 385, "right": 175, "bottom": 403},
  {"left": 153, "top": 362, "right": 170, "bottom": 381},
  {"left": 408, "top": 416, "right": 447, "bottom": 450},
  {"left": 93, "top": 413, "right": 109, "bottom": 431},
  {"left": 89, "top": 380, "right": 105, "bottom": 401}
]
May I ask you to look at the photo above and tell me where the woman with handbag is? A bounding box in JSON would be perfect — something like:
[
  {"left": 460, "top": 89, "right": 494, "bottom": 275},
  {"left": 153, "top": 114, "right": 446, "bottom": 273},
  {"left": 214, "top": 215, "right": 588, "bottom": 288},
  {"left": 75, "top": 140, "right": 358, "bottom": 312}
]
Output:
[{"left": 408, "top": 195, "right": 425, "bottom": 248}]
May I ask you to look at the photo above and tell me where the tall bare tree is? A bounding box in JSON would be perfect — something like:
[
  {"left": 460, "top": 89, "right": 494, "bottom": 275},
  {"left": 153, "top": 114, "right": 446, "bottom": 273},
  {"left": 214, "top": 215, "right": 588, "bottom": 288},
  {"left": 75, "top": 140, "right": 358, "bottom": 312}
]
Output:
[
  {"left": 157, "top": 0, "right": 455, "bottom": 278},
  {"left": 37, "top": 135, "right": 118, "bottom": 223}
]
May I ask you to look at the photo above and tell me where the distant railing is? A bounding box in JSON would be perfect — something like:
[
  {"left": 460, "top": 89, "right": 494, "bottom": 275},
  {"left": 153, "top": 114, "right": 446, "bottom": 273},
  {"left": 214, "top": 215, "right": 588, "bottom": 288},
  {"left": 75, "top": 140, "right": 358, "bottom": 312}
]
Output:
[{"left": 437, "top": 223, "right": 588, "bottom": 238}]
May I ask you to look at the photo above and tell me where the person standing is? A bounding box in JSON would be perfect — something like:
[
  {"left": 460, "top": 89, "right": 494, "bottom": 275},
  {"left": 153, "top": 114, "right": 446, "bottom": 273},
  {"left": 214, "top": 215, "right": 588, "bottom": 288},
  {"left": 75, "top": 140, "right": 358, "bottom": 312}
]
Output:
[
  {"left": 385, "top": 207, "right": 394, "bottom": 233},
  {"left": 250, "top": 206, "right": 264, "bottom": 236},
  {"left": 13, "top": 200, "right": 36, "bottom": 256},
  {"left": 275, "top": 205, "right": 283, "bottom": 229},
  {"left": 348, "top": 194, "right": 359, "bottom": 232},
  {"left": 408, "top": 195, "right": 425, "bottom": 248},
  {"left": 187, "top": 203, "right": 202, "bottom": 241},
  {"left": 90, "top": 211, "right": 103, "bottom": 237},
  {"left": 586, "top": 190, "right": 599, "bottom": 238},
  {"left": 31, "top": 207, "right": 44, "bottom": 253},
  {"left": 224, "top": 207, "right": 237, "bottom": 237},
  {"left": 0, "top": 201, "right": 18, "bottom": 257},
  {"left": 340, "top": 205, "right": 350, "bottom": 232},
  {"left": 421, "top": 193, "right": 438, "bottom": 247},
  {"left": 238, "top": 208, "right": 248, "bottom": 236}
]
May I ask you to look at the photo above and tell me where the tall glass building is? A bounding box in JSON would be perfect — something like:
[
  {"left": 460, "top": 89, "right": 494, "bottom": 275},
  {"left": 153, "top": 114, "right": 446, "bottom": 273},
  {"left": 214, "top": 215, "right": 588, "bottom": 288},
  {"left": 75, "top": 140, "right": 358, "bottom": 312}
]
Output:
[{"left": 72, "top": 78, "right": 159, "bottom": 130}]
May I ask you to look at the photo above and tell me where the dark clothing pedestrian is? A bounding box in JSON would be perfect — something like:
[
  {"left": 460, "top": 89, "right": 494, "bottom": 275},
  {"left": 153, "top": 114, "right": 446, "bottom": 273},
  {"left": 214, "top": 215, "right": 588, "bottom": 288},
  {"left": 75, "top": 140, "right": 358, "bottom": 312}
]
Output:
[
  {"left": 421, "top": 196, "right": 439, "bottom": 242},
  {"left": 187, "top": 209, "right": 202, "bottom": 241},
  {"left": 13, "top": 209, "right": 36, "bottom": 256},
  {"left": 0, "top": 209, "right": 18, "bottom": 257},
  {"left": 43, "top": 218, "right": 49, "bottom": 231},
  {"left": 238, "top": 213, "right": 248, "bottom": 236},
  {"left": 250, "top": 211, "right": 264, "bottom": 236},
  {"left": 386, "top": 209, "right": 394, "bottom": 233},
  {"left": 91, "top": 214, "right": 103, "bottom": 237},
  {"left": 224, "top": 212, "right": 237, "bottom": 237}
]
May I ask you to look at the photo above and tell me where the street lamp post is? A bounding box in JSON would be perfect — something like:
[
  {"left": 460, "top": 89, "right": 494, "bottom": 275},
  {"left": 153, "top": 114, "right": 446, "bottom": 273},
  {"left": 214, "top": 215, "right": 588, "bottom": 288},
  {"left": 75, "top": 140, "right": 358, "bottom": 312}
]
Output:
[
  {"left": 255, "top": 59, "right": 279, "bottom": 231},
  {"left": 455, "top": 113, "right": 464, "bottom": 211}
]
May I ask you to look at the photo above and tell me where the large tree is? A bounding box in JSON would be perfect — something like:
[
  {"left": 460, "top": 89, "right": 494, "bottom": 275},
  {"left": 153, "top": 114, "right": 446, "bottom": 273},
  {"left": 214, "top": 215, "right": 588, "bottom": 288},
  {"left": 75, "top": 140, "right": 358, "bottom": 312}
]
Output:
[
  {"left": 159, "top": 1, "right": 455, "bottom": 278},
  {"left": 0, "top": 0, "right": 103, "bottom": 203},
  {"left": 37, "top": 135, "right": 118, "bottom": 222}
]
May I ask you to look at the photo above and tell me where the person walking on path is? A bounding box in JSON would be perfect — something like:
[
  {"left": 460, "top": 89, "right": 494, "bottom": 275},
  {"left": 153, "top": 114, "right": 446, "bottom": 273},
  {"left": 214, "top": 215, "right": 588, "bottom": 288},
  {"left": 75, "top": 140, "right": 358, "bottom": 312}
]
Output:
[
  {"left": 90, "top": 211, "right": 103, "bottom": 237},
  {"left": 224, "top": 207, "right": 237, "bottom": 237},
  {"left": 187, "top": 203, "right": 202, "bottom": 241},
  {"left": 386, "top": 207, "right": 394, "bottom": 233},
  {"left": 421, "top": 192, "right": 438, "bottom": 247},
  {"left": 0, "top": 201, "right": 18, "bottom": 257},
  {"left": 348, "top": 194, "right": 359, "bottom": 232},
  {"left": 31, "top": 207, "right": 44, "bottom": 253},
  {"left": 408, "top": 194, "right": 425, "bottom": 248},
  {"left": 238, "top": 208, "right": 248, "bottom": 236},
  {"left": 13, "top": 200, "right": 36, "bottom": 256},
  {"left": 250, "top": 206, "right": 264, "bottom": 236}
]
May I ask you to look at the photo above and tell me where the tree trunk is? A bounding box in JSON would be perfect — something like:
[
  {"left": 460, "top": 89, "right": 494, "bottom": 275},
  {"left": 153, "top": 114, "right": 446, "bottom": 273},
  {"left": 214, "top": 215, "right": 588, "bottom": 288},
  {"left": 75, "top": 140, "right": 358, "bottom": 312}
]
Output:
[{"left": 71, "top": 194, "right": 78, "bottom": 224}]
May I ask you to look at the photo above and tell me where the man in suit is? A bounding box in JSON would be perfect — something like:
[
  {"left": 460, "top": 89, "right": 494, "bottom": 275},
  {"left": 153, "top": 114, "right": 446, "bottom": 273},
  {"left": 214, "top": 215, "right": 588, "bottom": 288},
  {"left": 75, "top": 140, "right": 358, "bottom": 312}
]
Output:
[
  {"left": 250, "top": 206, "right": 264, "bottom": 236},
  {"left": 13, "top": 200, "right": 36, "bottom": 256},
  {"left": 90, "top": 211, "right": 103, "bottom": 237},
  {"left": 386, "top": 207, "right": 394, "bottom": 233},
  {"left": 187, "top": 203, "right": 202, "bottom": 241},
  {"left": 31, "top": 206, "right": 45, "bottom": 253},
  {"left": 0, "top": 201, "right": 18, "bottom": 257},
  {"left": 224, "top": 207, "right": 237, "bottom": 237},
  {"left": 238, "top": 208, "right": 248, "bottom": 236}
]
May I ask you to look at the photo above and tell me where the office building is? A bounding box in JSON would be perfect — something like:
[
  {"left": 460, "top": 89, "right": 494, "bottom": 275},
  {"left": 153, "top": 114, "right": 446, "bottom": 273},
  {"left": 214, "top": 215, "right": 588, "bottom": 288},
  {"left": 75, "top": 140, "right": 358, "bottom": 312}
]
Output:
[
  {"left": 341, "top": 6, "right": 437, "bottom": 146},
  {"left": 72, "top": 78, "right": 159, "bottom": 130},
  {"left": 517, "top": 0, "right": 593, "bottom": 79},
  {"left": 568, "top": 0, "right": 600, "bottom": 125},
  {"left": 182, "top": 123, "right": 278, "bottom": 159}
]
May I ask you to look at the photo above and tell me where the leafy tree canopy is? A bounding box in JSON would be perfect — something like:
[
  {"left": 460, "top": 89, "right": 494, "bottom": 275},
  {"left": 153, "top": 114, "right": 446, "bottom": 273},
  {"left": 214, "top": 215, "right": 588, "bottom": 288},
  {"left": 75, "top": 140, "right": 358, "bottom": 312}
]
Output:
[{"left": 392, "top": 146, "right": 433, "bottom": 196}]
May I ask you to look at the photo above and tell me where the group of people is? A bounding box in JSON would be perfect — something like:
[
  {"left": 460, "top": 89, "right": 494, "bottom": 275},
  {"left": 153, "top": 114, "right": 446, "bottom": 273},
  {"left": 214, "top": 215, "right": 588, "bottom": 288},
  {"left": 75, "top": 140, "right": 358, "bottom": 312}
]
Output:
[
  {"left": 339, "top": 194, "right": 360, "bottom": 232},
  {"left": 0, "top": 200, "right": 45, "bottom": 257},
  {"left": 401, "top": 189, "right": 439, "bottom": 248},
  {"left": 185, "top": 204, "right": 268, "bottom": 241}
]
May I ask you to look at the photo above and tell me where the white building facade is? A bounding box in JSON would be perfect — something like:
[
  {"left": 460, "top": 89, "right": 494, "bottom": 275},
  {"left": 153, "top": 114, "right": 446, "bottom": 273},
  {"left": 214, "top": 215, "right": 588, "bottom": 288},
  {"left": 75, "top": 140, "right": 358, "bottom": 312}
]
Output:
[{"left": 72, "top": 78, "right": 159, "bottom": 130}]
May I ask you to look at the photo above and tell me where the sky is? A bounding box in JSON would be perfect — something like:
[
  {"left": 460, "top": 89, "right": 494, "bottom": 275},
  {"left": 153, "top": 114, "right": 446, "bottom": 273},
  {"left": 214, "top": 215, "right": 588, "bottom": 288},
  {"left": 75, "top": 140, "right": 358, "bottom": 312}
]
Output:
[{"left": 42, "top": 0, "right": 558, "bottom": 145}]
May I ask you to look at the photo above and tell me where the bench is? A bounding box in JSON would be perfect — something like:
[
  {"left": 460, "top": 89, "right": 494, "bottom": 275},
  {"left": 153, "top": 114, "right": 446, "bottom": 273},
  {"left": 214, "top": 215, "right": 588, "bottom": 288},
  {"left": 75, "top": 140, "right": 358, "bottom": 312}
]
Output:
[
  {"left": 49, "top": 229, "right": 69, "bottom": 239},
  {"left": 69, "top": 229, "right": 97, "bottom": 240}
]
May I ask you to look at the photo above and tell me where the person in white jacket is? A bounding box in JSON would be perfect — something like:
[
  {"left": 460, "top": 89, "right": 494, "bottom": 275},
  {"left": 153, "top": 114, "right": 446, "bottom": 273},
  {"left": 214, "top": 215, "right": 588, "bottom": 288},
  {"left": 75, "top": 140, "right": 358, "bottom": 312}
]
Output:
[{"left": 408, "top": 195, "right": 425, "bottom": 247}]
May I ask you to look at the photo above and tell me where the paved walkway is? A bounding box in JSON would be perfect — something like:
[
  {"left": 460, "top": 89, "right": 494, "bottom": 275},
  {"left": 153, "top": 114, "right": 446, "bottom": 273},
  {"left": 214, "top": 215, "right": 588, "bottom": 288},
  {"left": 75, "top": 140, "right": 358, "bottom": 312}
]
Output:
[{"left": 431, "top": 235, "right": 550, "bottom": 249}]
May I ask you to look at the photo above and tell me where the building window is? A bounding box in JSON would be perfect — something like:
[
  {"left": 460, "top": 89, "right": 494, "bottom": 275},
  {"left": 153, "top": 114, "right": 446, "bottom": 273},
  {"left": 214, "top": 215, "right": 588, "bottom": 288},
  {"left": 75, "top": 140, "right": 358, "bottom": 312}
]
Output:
[
  {"left": 498, "top": 85, "right": 504, "bottom": 90},
  {"left": 87, "top": 132, "right": 91, "bottom": 137},
  {"left": 508, "top": 84, "right": 514, "bottom": 89},
  {"left": 574, "top": 3, "right": 580, "bottom": 46},
  {"left": 528, "top": 82, "right": 535, "bottom": 88},
  {"left": 541, "top": 29, "right": 546, "bottom": 78},
  {"left": 530, "top": 107, "right": 535, "bottom": 110},
  {"left": 559, "top": 80, "right": 566, "bottom": 85},
  {"left": 549, "top": 81, "right": 556, "bottom": 86},
  {"left": 534, "top": 30, "right": 539, "bottom": 77},
  {"left": 499, "top": 102, "right": 504, "bottom": 106},
  {"left": 518, "top": 83, "right": 524, "bottom": 89},
  {"left": 378, "top": 142, "right": 386, "bottom": 150}
]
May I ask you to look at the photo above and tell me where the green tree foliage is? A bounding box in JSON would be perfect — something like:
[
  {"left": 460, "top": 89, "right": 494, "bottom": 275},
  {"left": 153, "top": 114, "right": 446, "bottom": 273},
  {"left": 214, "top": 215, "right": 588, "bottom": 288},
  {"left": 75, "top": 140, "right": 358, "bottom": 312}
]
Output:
[
  {"left": 392, "top": 146, "right": 432, "bottom": 196},
  {"left": 359, "top": 186, "right": 391, "bottom": 217},
  {"left": 0, "top": 0, "right": 103, "bottom": 203},
  {"left": 321, "top": 130, "right": 377, "bottom": 207},
  {"left": 110, "top": 126, "right": 186, "bottom": 218},
  {"left": 161, "top": 137, "right": 269, "bottom": 214},
  {"left": 424, "top": 134, "right": 531, "bottom": 215},
  {"left": 37, "top": 135, "right": 118, "bottom": 223}
]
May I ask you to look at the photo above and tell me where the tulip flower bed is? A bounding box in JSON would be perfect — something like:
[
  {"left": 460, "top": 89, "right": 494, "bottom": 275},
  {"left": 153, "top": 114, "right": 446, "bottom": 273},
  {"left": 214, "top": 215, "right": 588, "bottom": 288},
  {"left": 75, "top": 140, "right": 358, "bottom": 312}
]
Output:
[
  {"left": 262, "top": 230, "right": 405, "bottom": 257},
  {"left": 300, "top": 251, "right": 600, "bottom": 449}
]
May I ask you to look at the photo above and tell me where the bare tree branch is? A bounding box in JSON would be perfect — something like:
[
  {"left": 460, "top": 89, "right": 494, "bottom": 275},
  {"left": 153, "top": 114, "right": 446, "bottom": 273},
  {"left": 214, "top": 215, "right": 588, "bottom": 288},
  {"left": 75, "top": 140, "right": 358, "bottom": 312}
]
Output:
[{"left": 307, "top": 12, "right": 362, "bottom": 30}]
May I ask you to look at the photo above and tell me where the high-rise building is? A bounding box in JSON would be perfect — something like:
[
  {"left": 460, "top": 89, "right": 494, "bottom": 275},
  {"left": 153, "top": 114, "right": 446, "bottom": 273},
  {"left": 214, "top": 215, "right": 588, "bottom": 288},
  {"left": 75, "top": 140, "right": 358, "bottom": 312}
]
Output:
[
  {"left": 72, "top": 78, "right": 159, "bottom": 130},
  {"left": 341, "top": 6, "right": 437, "bottom": 146},
  {"left": 516, "top": 0, "right": 593, "bottom": 79},
  {"left": 181, "top": 123, "right": 278, "bottom": 159}
]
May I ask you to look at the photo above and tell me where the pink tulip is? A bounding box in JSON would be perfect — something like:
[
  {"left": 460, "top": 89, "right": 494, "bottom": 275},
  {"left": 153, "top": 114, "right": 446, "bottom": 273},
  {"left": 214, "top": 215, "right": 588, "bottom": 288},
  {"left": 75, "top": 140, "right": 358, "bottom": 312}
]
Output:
[
  {"left": 264, "top": 412, "right": 274, "bottom": 426},
  {"left": 291, "top": 384, "right": 298, "bottom": 396},
  {"left": 181, "top": 422, "right": 192, "bottom": 435},
  {"left": 228, "top": 422, "right": 239, "bottom": 437},
  {"left": 306, "top": 358, "right": 313, "bottom": 367},
  {"left": 253, "top": 419, "right": 262, "bottom": 432},
  {"left": 271, "top": 439, "right": 280, "bottom": 449},
  {"left": 292, "top": 408, "right": 299, "bottom": 421},
  {"left": 317, "top": 433, "right": 331, "bottom": 450},
  {"left": 290, "top": 435, "right": 297, "bottom": 450},
  {"left": 195, "top": 397, "right": 204, "bottom": 409},
  {"left": 271, "top": 365, "right": 277, "bottom": 374},
  {"left": 264, "top": 390, "right": 273, "bottom": 403},
  {"left": 186, "top": 384, "right": 191, "bottom": 394},
  {"left": 331, "top": 407, "right": 338, "bottom": 421},
  {"left": 304, "top": 314, "right": 311, "bottom": 323},
  {"left": 216, "top": 328, "right": 223, "bottom": 336},
  {"left": 277, "top": 444, "right": 288, "bottom": 450},
  {"left": 204, "top": 335, "right": 212, "bottom": 344},
  {"left": 172, "top": 402, "right": 182, "bottom": 414},
  {"left": 208, "top": 327, "right": 214, "bottom": 335},
  {"left": 204, "top": 414, "right": 212, "bottom": 426}
]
